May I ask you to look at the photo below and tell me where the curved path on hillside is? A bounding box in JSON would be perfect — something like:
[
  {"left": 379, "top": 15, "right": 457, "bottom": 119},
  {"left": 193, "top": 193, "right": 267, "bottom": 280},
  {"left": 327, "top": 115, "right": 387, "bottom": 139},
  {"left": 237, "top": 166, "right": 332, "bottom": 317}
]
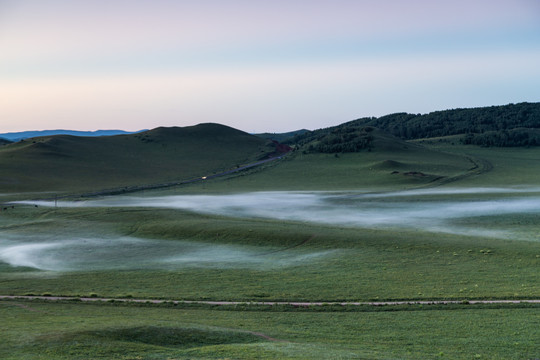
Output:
[
  {"left": 428, "top": 153, "right": 493, "bottom": 188},
  {"left": 1, "top": 295, "right": 538, "bottom": 307}
]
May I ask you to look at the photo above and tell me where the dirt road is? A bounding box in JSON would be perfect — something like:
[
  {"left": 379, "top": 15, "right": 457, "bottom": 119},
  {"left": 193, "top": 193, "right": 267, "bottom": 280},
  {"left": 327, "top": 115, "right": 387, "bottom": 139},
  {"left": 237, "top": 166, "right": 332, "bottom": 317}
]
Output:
[{"left": 1, "top": 295, "right": 538, "bottom": 307}]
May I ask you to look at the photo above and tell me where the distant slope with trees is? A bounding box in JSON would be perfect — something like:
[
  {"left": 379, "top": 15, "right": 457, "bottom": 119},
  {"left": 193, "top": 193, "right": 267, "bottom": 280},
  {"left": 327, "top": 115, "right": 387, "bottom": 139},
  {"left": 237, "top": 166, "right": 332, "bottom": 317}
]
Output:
[
  {"left": 285, "top": 124, "right": 377, "bottom": 153},
  {"left": 357, "top": 102, "right": 540, "bottom": 147},
  {"left": 255, "top": 129, "right": 310, "bottom": 143},
  {"left": 286, "top": 102, "right": 540, "bottom": 150}
]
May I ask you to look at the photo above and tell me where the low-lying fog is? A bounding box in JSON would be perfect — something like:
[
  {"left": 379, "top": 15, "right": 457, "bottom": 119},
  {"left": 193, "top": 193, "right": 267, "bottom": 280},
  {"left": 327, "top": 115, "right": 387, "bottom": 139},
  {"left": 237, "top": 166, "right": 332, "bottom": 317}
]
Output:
[
  {"left": 18, "top": 187, "right": 540, "bottom": 241},
  {"left": 0, "top": 234, "right": 332, "bottom": 272},
  {"left": 6, "top": 187, "right": 539, "bottom": 272}
]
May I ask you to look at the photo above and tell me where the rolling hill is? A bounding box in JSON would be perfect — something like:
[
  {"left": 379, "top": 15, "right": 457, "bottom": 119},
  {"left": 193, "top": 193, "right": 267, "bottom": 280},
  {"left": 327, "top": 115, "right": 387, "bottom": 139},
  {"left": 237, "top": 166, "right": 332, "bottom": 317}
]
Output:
[
  {"left": 187, "top": 126, "right": 477, "bottom": 192},
  {"left": 4, "top": 103, "right": 539, "bottom": 196},
  {"left": 0, "top": 123, "right": 285, "bottom": 194}
]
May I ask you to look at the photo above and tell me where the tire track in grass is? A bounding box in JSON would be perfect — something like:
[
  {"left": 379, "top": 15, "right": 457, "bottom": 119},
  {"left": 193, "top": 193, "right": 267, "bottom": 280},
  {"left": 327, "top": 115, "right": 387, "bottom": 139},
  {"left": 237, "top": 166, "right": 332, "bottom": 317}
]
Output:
[
  {"left": 217, "top": 326, "right": 287, "bottom": 342},
  {"left": 429, "top": 154, "right": 493, "bottom": 187},
  {"left": 255, "top": 235, "right": 315, "bottom": 256},
  {"left": 246, "top": 331, "right": 287, "bottom": 342},
  {"left": 0, "top": 301, "right": 49, "bottom": 313}
]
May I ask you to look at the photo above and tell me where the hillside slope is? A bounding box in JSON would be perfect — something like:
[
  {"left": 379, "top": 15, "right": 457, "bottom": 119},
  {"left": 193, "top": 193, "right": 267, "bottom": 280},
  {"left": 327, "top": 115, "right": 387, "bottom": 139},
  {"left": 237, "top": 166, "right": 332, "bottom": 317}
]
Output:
[
  {"left": 184, "top": 127, "right": 475, "bottom": 192},
  {"left": 356, "top": 102, "right": 540, "bottom": 146},
  {"left": 0, "top": 123, "right": 283, "bottom": 193}
]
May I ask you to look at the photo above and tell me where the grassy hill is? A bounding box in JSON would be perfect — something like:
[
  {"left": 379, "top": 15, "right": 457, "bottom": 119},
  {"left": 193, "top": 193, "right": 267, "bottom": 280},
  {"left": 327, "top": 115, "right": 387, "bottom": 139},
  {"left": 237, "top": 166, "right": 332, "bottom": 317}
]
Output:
[
  {"left": 175, "top": 127, "right": 476, "bottom": 192},
  {"left": 0, "top": 138, "right": 12, "bottom": 146},
  {"left": 0, "top": 123, "right": 283, "bottom": 194},
  {"left": 289, "top": 125, "right": 423, "bottom": 154}
]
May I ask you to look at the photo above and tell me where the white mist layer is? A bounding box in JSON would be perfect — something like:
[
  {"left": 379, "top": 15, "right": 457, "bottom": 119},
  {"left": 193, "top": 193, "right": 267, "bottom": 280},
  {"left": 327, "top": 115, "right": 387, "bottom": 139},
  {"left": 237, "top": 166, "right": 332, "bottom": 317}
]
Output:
[
  {"left": 17, "top": 187, "right": 540, "bottom": 240},
  {"left": 0, "top": 242, "right": 62, "bottom": 270},
  {"left": 0, "top": 236, "right": 333, "bottom": 272}
]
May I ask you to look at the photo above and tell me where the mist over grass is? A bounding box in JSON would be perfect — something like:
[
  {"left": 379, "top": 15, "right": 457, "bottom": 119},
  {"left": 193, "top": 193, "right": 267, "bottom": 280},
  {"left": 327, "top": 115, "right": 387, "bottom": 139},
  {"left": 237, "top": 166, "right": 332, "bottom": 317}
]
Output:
[
  {"left": 18, "top": 187, "right": 540, "bottom": 241},
  {"left": 359, "top": 186, "right": 540, "bottom": 198},
  {"left": 0, "top": 234, "right": 333, "bottom": 272},
  {"left": 6, "top": 187, "right": 538, "bottom": 273}
]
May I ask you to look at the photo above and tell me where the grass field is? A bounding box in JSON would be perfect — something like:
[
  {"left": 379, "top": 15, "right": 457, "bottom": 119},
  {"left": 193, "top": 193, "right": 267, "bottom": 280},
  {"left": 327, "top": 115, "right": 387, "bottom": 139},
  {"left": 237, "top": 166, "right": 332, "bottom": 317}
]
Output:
[
  {"left": 1, "top": 195, "right": 539, "bottom": 301},
  {"left": 172, "top": 136, "right": 477, "bottom": 193},
  {"left": 1, "top": 140, "right": 539, "bottom": 359},
  {"left": 1, "top": 300, "right": 539, "bottom": 359}
]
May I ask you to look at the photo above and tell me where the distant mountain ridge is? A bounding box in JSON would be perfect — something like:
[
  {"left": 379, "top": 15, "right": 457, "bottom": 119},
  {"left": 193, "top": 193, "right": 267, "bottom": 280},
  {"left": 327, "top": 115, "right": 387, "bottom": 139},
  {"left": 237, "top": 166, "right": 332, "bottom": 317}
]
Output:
[{"left": 0, "top": 129, "right": 146, "bottom": 142}]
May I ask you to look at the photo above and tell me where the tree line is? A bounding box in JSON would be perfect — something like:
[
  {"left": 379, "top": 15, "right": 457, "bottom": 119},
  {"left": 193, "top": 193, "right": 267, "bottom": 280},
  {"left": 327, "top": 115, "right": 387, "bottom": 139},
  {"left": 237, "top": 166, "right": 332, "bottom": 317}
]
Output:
[
  {"left": 286, "top": 102, "right": 540, "bottom": 150},
  {"left": 287, "top": 124, "right": 375, "bottom": 153},
  {"left": 358, "top": 102, "right": 540, "bottom": 146}
]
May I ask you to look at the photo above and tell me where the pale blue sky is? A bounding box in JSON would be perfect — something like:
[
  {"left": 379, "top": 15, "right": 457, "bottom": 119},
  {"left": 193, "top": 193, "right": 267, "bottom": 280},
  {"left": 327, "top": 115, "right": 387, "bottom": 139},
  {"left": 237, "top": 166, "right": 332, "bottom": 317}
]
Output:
[{"left": 1, "top": 0, "right": 539, "bottom": 133}]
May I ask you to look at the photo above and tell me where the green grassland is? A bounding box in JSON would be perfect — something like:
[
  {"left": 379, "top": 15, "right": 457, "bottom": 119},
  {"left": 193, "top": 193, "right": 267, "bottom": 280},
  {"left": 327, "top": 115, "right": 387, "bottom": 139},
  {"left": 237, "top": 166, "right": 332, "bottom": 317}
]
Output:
[
  {"left": 171, "top": 135, "right": 540, "bottom": 193},
  {"left": 1, "top": 300, "right": 539, "bottom": 360},
  {"left": 1, "top": 205, "right": 539, "bottom": 301},
  {"left": 170, "top": 130, "right": 479, "bottom": 193},
  {"left": 414, "top": 139, "right": 540, "bottom": 186},
  {"left": 1, "top": 124, "right": 540, "bottom": 359}
]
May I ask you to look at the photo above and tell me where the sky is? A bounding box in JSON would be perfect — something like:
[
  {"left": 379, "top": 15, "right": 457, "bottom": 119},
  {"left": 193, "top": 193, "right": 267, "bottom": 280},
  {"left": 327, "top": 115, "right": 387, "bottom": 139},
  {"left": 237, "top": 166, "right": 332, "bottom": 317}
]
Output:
[{"left": 1, "top": 0, "right": 539, "bottom": 133}]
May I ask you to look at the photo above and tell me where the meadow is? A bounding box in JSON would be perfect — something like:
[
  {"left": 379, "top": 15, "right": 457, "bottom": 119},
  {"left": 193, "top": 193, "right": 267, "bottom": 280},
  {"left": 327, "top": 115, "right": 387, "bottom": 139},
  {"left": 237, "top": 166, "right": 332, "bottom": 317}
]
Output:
[
  {"left": 1, "top": 141, "right": 539, "bottom": 359},
  {"left": 1, "top": 301, "right": 538, "bottom": 359}
]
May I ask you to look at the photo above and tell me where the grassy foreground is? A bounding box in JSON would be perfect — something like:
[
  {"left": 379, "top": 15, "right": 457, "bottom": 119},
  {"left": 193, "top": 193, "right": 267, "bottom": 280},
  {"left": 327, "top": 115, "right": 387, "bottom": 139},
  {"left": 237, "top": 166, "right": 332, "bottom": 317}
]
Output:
[{"left": 1, "top": 300, "right": 539, "bottom": 360}]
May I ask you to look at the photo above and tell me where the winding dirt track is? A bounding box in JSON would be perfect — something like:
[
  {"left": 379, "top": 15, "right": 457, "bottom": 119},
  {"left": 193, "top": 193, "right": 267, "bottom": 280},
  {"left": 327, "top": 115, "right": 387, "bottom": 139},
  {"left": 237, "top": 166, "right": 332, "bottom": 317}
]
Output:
[
  {"left": 1, "top": 295, "right": 538, "bottom": 307},
  {"left": 429, "top": 153, "right": 493, "bottom": 187}
]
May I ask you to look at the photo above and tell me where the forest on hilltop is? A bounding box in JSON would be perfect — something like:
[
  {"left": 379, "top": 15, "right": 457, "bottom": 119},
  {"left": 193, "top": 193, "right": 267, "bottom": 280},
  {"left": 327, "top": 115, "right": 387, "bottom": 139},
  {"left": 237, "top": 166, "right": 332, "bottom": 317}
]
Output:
[
  {"left": 358, "top": 102, "right": 540, "bottom": 147},
  {"left": 287, "top": 102, "right": 540, "bottom": 151}
]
